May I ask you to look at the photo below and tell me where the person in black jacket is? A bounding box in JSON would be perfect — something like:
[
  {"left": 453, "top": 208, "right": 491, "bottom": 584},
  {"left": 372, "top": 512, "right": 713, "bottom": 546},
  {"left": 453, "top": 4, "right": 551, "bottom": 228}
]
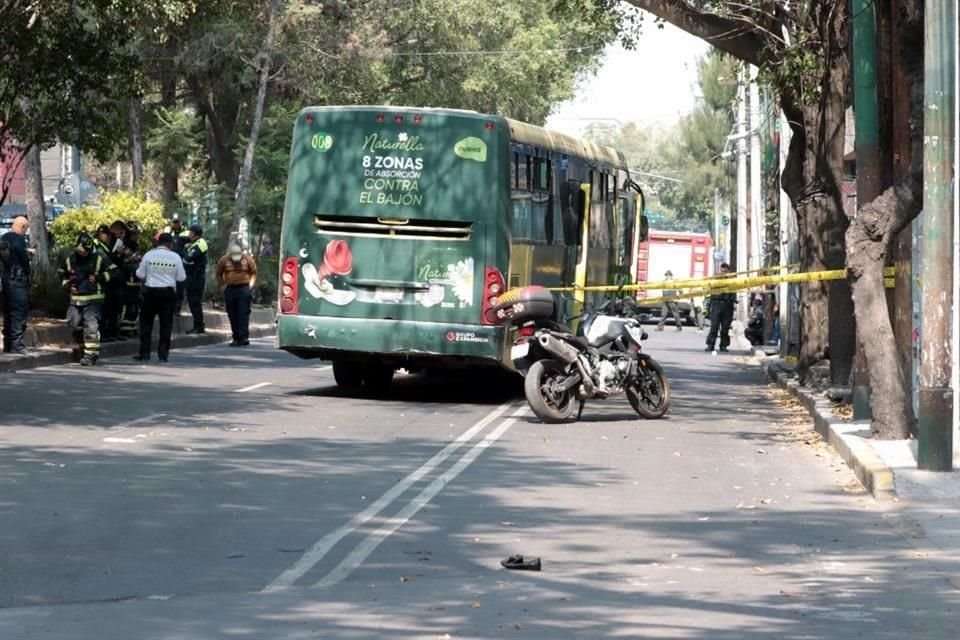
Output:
[
  {"left": 182, "top": 224, "right": 208, "bottom": 333},
  {"left": 0, "top": 216, "right": 34, "bottom": 354},
  {"left": 705, "top": 262, "right": 737, "bottom": 353}
]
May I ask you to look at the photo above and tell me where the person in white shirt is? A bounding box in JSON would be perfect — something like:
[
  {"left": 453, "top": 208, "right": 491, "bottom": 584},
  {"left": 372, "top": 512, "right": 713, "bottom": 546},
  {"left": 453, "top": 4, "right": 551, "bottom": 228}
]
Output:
[{"left": 133, "top": 233, "right": 186, "bottom": 362}]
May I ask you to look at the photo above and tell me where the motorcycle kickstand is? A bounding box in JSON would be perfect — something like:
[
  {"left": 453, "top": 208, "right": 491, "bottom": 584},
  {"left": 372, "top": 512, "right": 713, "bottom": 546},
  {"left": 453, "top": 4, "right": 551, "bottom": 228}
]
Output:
[{"left": 577, "top": 399, "right": 585, "bottom": 420}]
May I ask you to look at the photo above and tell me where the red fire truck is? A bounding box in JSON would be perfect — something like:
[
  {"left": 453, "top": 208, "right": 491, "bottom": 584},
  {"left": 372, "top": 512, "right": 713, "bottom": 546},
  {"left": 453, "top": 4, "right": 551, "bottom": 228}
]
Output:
[{"left": 632, "top": 229, "right": 714, "bottom": 324}]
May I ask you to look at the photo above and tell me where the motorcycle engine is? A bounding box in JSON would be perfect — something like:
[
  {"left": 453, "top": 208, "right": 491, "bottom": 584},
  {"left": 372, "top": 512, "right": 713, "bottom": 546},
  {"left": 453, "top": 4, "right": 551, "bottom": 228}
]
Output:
[{"left": 595, "top": 355, "right": 632, "bottom": 395}]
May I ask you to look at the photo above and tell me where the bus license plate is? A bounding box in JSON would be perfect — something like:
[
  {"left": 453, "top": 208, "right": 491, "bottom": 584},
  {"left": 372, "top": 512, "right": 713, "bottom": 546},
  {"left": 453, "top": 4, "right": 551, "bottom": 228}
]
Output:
[
  {"left": 374, "top": 288, "right": 404, "bottom": 303},
  {"left": 510, "top": 341, "right": 530, "bottom": 360}
]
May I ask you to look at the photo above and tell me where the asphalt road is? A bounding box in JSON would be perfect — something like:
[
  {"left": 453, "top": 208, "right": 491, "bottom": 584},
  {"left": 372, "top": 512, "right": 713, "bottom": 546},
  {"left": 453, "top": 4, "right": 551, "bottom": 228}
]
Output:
[{"left": 0, "top": 332, "right": 956, "bottom": 639}]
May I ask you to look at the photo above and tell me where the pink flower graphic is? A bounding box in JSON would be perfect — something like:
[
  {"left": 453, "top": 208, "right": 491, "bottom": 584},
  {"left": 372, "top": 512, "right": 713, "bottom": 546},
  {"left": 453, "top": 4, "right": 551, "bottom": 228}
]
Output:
[{"left": 318, "top": 239, "right": 353, "bottom": 280}]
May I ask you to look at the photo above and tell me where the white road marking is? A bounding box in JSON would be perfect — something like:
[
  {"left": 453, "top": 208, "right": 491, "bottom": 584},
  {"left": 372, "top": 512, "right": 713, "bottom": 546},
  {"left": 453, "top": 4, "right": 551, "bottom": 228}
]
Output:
[
  {"left": 103, "top": 437, "right": 137, "bottom": 444},
  {"left": 235, "top": 382, "right": 272, "bottom": 393},
  {"left": 263, "top": 401, "right": 516, "bottom": 592},
  {"left": 313, "top": 406, "right": 526, "bottom": 589},
  {"left": 316, "top": 365, "right": 332, "bottom": 372}
]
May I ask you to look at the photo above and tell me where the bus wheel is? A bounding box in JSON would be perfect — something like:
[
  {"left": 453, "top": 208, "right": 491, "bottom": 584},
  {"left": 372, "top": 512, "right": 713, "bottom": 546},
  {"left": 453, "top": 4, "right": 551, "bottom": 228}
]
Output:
[
  {"left": 333, "top": 360, "right": 365, "bottom": 389},
  {"left": 365, "top": 364, "right": 394, "bottom": 394}
]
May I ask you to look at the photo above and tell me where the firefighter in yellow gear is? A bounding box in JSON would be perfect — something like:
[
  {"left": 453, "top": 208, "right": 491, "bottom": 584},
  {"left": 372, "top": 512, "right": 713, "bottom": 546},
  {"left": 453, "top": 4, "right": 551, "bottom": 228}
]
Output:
[{"left": 58, "top": 233, "right": 120, "bottom": 366}]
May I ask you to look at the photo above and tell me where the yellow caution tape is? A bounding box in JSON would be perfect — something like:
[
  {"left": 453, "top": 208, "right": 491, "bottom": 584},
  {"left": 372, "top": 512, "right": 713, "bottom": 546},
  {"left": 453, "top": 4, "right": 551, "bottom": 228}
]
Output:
[{"left": 548, "top": 266, "right": 898, "bottom": 300}]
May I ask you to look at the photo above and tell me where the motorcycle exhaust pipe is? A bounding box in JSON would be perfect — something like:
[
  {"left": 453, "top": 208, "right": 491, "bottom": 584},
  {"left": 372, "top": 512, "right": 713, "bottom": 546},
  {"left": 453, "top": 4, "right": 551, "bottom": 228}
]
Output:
[
  {"left": 537, "top": 334, "right": 579, "bottom": 364},
  {"left": 536, "top": 333, "right": 596, "bottom": 396}
]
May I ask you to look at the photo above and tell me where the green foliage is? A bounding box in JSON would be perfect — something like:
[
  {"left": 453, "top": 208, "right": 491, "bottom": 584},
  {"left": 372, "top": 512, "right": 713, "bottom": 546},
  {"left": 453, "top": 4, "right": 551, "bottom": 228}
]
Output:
[
  {"left": 583, "top": 50, "right": 736, "bottom": 229},
  {"left": 0, "top": 3, "right": 144, "bottom": 181},
  {"left": 49, "top": 191, "right": 166, "bottom": 250}
]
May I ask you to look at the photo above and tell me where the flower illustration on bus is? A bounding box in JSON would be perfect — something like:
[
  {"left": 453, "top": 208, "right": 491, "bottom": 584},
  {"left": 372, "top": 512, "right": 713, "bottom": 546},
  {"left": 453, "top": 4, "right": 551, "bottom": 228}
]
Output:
[{"left": 302, "top": 239, "right": 357, "bottom": 305}]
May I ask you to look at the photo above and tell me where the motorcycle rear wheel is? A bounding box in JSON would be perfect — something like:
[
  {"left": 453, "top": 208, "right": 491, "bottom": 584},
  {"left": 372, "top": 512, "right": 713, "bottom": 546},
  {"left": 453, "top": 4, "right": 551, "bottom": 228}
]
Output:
[
  {"left": 627, "top": 357, "right": 670, "bottom": 419},
  {"left": 524, "top": 359, "right": 577, "bottom": 423}
]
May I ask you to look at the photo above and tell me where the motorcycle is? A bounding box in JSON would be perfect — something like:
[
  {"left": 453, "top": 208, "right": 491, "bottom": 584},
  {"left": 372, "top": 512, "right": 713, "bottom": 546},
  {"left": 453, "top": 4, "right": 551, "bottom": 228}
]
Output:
[{"left": 494, "top": 286, "right": 670, "bottom": 423}]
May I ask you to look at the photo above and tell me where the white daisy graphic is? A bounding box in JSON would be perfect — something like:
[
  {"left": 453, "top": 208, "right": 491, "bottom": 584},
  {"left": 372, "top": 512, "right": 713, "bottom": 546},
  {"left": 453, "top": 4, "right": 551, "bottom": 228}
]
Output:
[
  {"left": 398, "top": 132, "right": 409, "bottom": 142},
  {"left": 448, "top": 258, "right": 474, "bottom": 307}
]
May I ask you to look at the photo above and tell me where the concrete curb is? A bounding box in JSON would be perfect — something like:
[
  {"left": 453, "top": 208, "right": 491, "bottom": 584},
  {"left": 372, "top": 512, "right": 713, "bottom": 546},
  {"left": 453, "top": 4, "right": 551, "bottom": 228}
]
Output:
[
  {"left": 1, "top": 307, "right": 276, "bottom": 373},
  {"left": 763, "top": 358, "right": 897, "bottom": 501}
]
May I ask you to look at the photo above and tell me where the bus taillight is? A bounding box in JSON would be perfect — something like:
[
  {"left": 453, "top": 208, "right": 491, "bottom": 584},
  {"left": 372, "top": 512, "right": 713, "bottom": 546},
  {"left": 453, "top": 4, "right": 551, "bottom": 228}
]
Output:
[
  {"left": 481, "top": 266, "right": 505, "bottom": 325},
  {"left": 280, "top": 257, "right": 299, "bottom": 314}
]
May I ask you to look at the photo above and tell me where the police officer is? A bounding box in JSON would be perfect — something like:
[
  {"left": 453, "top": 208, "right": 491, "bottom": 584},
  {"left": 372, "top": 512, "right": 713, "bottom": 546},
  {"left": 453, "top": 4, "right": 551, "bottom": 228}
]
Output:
[
  {"left": 0, "top": 216, "right": 34, "bottom": 354},
  {"left": 705, "top": 262, "right": 737, "bottom": 353},
  {"left": 168, "top": 214, "right": 190, "bottom": 314},
  {"left": 182, "top": 224, "right": 208, "bottom": 334},
  {"left": 119, "top": 220, "right": 144, "bottom": 338},
  {"left": 59, "top": 233, "right": 119, "bottom": 366},
  {"left": 655, "top": 270, "right": 683, "bottom": 331},
  {"left": 134, "top": 233, "right": 186, "bottom": 362}
]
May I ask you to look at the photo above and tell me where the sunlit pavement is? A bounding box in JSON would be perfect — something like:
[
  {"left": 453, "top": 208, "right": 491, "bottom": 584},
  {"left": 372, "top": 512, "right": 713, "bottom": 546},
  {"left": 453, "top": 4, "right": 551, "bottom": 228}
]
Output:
[{"left": 1, "top": 333, "right": 957, "bottom": 639}]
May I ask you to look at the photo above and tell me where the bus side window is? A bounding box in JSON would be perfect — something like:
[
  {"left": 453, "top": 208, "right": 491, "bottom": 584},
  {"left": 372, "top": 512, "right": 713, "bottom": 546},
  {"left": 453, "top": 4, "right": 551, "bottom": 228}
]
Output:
[
  {"left": 559, "top": 179, "right": 580, "bottom": 246},
  {"left": 575, "top": 185, "right": 588, "bottom": 246},
  {"left": 517, "top": 154, "right": 529, "bottom": 190}
]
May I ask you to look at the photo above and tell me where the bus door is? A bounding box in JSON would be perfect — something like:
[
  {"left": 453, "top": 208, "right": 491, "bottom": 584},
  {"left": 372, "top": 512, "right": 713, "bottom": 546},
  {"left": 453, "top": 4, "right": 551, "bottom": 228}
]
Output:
[{"left": 573, "top": 182, "right": 590, "bottom": 323}]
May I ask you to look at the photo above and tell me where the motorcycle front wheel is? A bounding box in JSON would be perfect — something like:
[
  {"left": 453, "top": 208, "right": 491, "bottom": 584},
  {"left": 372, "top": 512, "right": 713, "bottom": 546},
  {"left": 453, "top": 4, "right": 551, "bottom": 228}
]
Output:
[
  {"left": 627, "top": 357, "right": 670, "bottom": 419},
  {"left": 524, "top": 359, "right": 578, "bottom": 423}
]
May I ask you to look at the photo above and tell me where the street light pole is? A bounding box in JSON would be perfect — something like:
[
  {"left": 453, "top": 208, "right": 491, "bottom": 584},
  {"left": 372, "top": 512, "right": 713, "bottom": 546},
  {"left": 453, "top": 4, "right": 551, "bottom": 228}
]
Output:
[{"left": 917, "top": 0, "right": 955, "bottom": 471}]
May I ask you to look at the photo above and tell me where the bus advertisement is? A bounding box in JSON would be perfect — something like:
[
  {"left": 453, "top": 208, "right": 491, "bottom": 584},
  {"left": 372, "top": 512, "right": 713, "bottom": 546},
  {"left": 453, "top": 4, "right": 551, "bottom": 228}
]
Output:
[{"left": 277, "top": 106, "right": 645, "bottom": 389}]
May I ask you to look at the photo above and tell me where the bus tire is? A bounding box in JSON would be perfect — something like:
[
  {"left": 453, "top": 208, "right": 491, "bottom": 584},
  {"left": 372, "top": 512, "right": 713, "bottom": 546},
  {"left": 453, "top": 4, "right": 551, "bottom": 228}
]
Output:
[
  {"left": 364, "top": 364, "right": 394, "bottom": 394},
  {"left": 333, "top": 360, "right": 365, "bottom": 389}
]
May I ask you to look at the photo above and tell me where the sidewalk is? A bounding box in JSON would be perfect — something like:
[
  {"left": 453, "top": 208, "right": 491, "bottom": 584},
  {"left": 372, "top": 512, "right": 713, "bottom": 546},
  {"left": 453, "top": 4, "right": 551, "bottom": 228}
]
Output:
[
  {"left": 762, "top": 354, "right": 960, "bottom": 565},
  {"left": 0, "top": 306, "right": 277, "bottom": 373}
]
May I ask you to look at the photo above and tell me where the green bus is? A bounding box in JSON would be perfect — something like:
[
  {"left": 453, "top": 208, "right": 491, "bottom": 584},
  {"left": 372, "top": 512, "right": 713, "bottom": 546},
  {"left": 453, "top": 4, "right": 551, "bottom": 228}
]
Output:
[{"left": 277, "top": 106, "right": 646, "bottom": 389}]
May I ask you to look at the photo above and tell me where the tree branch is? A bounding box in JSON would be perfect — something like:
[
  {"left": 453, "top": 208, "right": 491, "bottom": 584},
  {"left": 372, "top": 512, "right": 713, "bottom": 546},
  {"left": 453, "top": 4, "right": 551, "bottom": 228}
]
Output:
[{"left": 623, "top": 0, "right": 770, "bottom": 65}]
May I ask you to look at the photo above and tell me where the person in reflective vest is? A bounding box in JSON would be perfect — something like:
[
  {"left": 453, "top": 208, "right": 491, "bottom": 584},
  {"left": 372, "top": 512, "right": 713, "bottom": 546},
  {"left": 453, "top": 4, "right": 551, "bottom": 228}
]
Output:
[
  {"left": 59, "top": 233, "right": 119, "bottom": 366},
  {"left": 168, "top": 214, "right": 190, "bottom": 314},
  {"left": 183, "top": 224, "right": 208, "bottom": 334},
  {"left": 95, "top": 224, "right": 123, "bottom": 342},
  {"left": 119, "top": 220, "right": 144, "bottom": 338}
]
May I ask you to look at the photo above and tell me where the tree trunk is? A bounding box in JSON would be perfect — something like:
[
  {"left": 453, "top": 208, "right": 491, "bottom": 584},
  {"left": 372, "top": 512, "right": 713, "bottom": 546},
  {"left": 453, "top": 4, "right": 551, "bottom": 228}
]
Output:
[
  {"left": 846, "top": 174, "right": 923, "bottom": 438},
  {"left": 227, "top": 0, "right": 283, "bottom": 246},
  {"left": 160, "top": 68, "right": 178, "bottom": 210},
  {"left": 23, "top": 145, "right": 48, "bottom": 264},
  {"left": 779, "top": 56, "right": 855, "bottom": 385},
  {"left": 844, "top": 1, "right": 925, "bottom": 440},
  {"left": 128, "top": 98, "right": 144, "bottom": 187}
]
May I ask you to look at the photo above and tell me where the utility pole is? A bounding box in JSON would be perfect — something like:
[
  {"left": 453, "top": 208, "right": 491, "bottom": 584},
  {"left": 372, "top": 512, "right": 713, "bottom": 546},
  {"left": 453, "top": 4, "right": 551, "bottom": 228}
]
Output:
[
  {"left": 749, "top": 65, "right": 763, "bottom": 276},
  {"left": 778, "top": 111, "right": 796, "bottom": 358},
  {"left": 736, "top": 64, "right": 748, "bottom": 319},
  {"left": 851, "top": 0, "right": 882, "bottom": 420},
  {"left": 917, "top": 0, "right": 955, "bottom": 471}
]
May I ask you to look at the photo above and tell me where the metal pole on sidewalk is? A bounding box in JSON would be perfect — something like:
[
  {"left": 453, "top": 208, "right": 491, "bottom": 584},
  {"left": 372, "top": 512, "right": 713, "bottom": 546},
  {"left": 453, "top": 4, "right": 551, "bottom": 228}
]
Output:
[
  {"left": 749, "top": 65, "right": 763, "bottom": 275},
  {"left": 851, "top": 0, "right": 882, "bottom": 419},
  {"left": 736, "top": 65, "right": 749, "bottom": 320},
  {"left": 917, "top": 0, "right": 955, "bottom": 471}
]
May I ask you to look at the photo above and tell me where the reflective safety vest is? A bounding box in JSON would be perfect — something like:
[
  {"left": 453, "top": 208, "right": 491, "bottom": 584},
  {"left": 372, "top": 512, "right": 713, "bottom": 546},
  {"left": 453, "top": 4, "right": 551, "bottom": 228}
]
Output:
[{"left": 183, "top": 237, "right": 208, "bottom": 277}]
